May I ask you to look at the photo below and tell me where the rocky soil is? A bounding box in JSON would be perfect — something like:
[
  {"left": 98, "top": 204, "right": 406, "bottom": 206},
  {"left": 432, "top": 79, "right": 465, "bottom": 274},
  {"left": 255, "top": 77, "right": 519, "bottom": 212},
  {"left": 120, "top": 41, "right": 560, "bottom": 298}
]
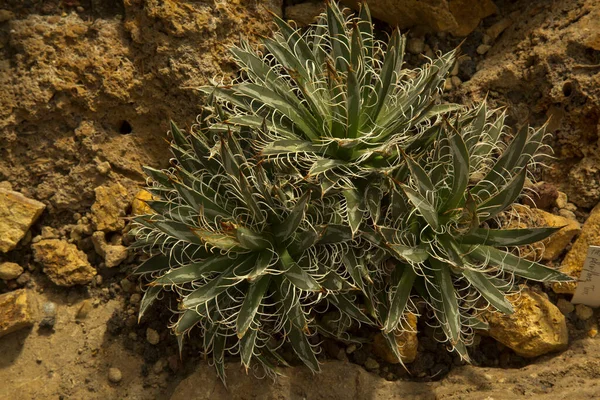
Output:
[{"left": 1, "top": 0, "right": 600, "bottom": 399}]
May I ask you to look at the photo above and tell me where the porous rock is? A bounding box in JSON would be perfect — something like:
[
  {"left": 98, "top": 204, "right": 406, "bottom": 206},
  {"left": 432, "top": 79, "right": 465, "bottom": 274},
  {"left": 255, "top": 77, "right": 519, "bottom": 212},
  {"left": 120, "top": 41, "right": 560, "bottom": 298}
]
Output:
[
  {"left": 32, "top": 239, "right": 96, "bottom": 286},
  {"left": 0, "top": 188, "right": 46, "bottom": 253},
  {"left": 92, "top": 231, "right": 128, "bottom": 268},
  {"left": 131, "top": 189, "right": 154, "bottom": 216},
  {"left": 285, "top": 2, "right": 325, "bottom": 27},
  {"left": 91, "top": 183, "right": 130, "bottom": 232},
  {"left": 0, "top": 262, "right": 24, "bottom": 281},
  {"left": 483, "top": 287, "right": 568, "bottom": 358},
  {"left": 371, "top": 313, "right": 418, "bottom": 364},
  {"left": 341, "top": 0, "right": 496, "bottom": 36},
  {"left": 554, "top": 202, "right": 600, "bottom": 294},
  {"left": 0, "top": 289, "right": 35, "bottom": 338}
]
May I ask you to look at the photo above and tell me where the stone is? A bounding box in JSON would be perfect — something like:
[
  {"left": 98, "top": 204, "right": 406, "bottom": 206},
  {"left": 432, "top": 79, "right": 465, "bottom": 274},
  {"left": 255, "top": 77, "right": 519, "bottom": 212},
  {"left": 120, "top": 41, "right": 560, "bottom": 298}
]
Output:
[
  {"left": 483, "top": 287, "right": 568, "bottom": 358},
  {"left": 556, "top": 298, "right": 574, "bottom": 315},
  {"left": 364, "top": 357, "right": 380, "bottom": 371},
  {"left": 146, "top": 328, "right": 160, "bottom": 345},
  {"left": 91, "top": 183, "right": 130, "bottom": 232},
  {"left": 486, "top": 18, "right": 512, "bottom": 40},
  {"left": 0, "top": 188, "right": 46, "bottom": 253},
  {"left": 371, "top": 313, "right": 418, "bottom": 364},
  {"left": 32, "top": 239, "right": 96, "bottom": 286},
  {"left": 285, "top": 2, "right": 325, "bottom": 27},
  {"left": 476, "top": 44, "right": 492, "bottom": 55},
  {"left": 131, "top": 189, "right": 154, "bottom": 216},
  {"left": 509, "top": 205, "right": 580, "bottom": 261},
  {"left": 451, "top": 76, "right": 462, "bottom": 88},
  {"left": 0, "top": 289, "right": 35, "bottom": 338},
  {"left": 523, "top": 182, "right": 559, "bottom": 210},
  {"left": 0, "top": 9, "right": 14, "bottom": 22},
  {"left": 555, "top": 191, "right": 568, "bottom": 209},
  {"left": 407, "top": 37, "right": 425, "bottom": 55},
  {"left": 39, "top": 302, "right": 57, "bottom": 329},
  {"left": 108, "top": 367, "right": 122, "bottom": 384},
  {"left": 558, "top": 209, "right": 577, "bottom": 221},
  {"left": 341, "top": 0, "right": 496, "bottom": 36},
  {"left": 554, "top": 202, "right": 600, "bottom": 294},
  {"left": 76, "top": 300, "right": 93, "bottom": 320},
  {"left": 91, "top": 231, "right": 128, "bottom": 268},
  {"left": 0, "top": 262, "right": 24, "bottom": 281},
  {"left": 575, "top": 304, "right": 594, "bottom": 321}
]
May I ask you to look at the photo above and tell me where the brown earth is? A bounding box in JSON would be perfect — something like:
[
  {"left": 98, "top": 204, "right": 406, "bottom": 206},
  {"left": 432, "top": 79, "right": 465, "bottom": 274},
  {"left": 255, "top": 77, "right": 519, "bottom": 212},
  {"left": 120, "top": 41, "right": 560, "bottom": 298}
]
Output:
[{"left": 2, "top": 0, "right": 600, "bottom": 399}]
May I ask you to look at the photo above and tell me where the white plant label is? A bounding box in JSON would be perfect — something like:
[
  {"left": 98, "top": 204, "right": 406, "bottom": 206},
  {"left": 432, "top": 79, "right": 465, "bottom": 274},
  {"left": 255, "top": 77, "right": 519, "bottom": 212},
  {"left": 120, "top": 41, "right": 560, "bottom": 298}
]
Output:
[{"left": 571, "top": 245, "right": 600, "bottom": 307}]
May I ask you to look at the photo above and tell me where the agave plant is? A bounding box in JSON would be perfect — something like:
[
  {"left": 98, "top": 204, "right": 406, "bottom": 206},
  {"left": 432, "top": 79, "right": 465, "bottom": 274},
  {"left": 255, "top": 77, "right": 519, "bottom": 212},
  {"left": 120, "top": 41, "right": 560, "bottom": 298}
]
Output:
[
  {"left": 130, "top": 111, "right": 374, "bottom": 380},
  {"left": 362, "top": 102, "right": 574, "bottom": 358},
  {"left": 201, "top": 1, "right": 457, "bottom": 234}
]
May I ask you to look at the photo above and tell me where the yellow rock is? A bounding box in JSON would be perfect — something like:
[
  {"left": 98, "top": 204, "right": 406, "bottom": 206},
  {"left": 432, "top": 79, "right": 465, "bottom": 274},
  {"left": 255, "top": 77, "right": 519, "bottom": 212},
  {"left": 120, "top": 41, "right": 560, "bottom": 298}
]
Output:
[
  {"left": 91, "top": 182, "right": 130, "bottom": 232},
  {"left": 483, "top": 287, "right": 568, "bottom": 358},
  {"left": 371, "top": 313, "right": 418, "bottom": 364},
  {"left": 0, "top": 289, "right": 35, "bottom": 338},
  {"left": 554, "top": 202, "right": 600, "bottom": 294},
  {"left": 507, "top": 205, "right": 580, "bottom": 262},
  {"left": 131, "top": 189, "right": 154, "bottom": 216},
  {"left": 0, "top": 188, "right": 46, "bottom": 253},
  {"left": 32, "top": 239, "right": 96, "bottom": 286}
]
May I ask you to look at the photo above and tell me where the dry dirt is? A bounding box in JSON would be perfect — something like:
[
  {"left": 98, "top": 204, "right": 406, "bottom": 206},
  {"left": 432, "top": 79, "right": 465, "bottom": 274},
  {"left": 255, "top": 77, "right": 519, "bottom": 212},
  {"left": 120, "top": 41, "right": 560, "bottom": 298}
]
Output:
[{"left": 1, "top": 0, "right": 600, "bottom": 399}]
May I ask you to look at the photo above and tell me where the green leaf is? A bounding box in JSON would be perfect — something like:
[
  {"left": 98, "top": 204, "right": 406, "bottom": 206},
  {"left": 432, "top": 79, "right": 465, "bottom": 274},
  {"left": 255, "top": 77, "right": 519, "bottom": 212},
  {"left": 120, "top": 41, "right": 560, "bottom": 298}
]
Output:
[
  {"left": 153, "top": 256, "right": 234, "bottom": 286},
  {"left": 400, "top": 185, "right": 439, "bottom": 230},
  {"left": 443, "top": 132, "right": 470, "bottom": 212},
  {"left": 384, "top": 266, "right": 417, "bottom": 333},
  {"left": 133, "top": 254, "right": 170, "bottom": 275},
  {"left": 308, "top": 158, "right": 346, "bottom": 176},
  {"left": 236, "top": 226, "right": 271, "bottom": 250},
  {"left": 237, "top": 275, "right": 271, "bottom": 338},
  {"left": 460, "top": 227, "right": 562, "bottom": 247},
  {"left": 343, "top": 187, "right": 363, "bottom": 235},
  {"left": 240, "top": 328, "right": 258, "bottom": 371},
  {"left": 174, "top": 308, "right": 202, "bottom": 334},
  {"left": 404, "top": 153, "right": 435, "bottom": 195},
  {"left": 279, "top": 249, "right": 322, "bottom": 292},
  {"left": 477, "top": 168, "right": 527, "bottom": 221},
  {"left": 328, "top": 293, "right": 373, "bottom": 325},
  {"left": 192, "top": 229, "right": 242, "bottom": 251},
  {"left": 326, "top": 2, "right": 350, "bottom": 71},
  {"left": 317, "top": 224, "right": 354, "bottom": 244},
  {"left": 138, "top": 286, "right": 162, "bottom": 322},
  {"left": 247, "top": 250, "right": 273, "bottom": 281},
  {"left": 365, "top": 184, "right": 383, "bottom": 224},
  {"left": 261, "top": 140, "right": 324, "bottom": 156},
  {"left": 462, "top": 269, "right": 514, "bottom": 314},
  {"left": 288, "top": 324, "right": 320, "bottom": 373},
  {"left": 430, "top": 259, "right": 462, "bottom": 347},
  {"left": 275, "top": 190, "right": 310, "bottom": 243},
  {"left": 388, "top": 243, "right": 429, "bottom": 264},
  {"left": 183, "top": 257, "right": 256, "bottom": 308},
  {"left": 467, "top": 245, "right": 574, "bottom": 282},
  {"left": 346, "top": 66, "right": 361, "bottom": 139}
]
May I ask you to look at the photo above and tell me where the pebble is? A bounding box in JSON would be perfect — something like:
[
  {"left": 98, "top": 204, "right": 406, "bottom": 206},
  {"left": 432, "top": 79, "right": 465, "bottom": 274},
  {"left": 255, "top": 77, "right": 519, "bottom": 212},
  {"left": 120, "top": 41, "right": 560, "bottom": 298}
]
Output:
[
  {"left": 482, "top": 34, "right": 492, "bottom": 45},
  {"left": 146, "top": 328, "right": 160, "bottom": 345},
  {"left": 76, "top": 300, "right": 93, "bottom": 320},
  {"left": 364, "top": 357, "right": 380, "bottom": 371},
  {"left": 443, "top": 78, "right": 453, "bottom": 91},
  {"left": 108, "top": 367, "right": 122, "bottom": 384},
  {"left": 451, "top": 61, "right": 460, "bottom": 76},
  {"left": 120, "top": 278, "right": 133, "bottom": 293},
  {"left": 40, "top": 302, "right": 57, "bottom": 329},
  {"left": 0, "top": 262, "right": 24, "bottom": 280},
  {"left": 555, "top": 192, "right": 568, "bottom": 209},
  {"left": 556, "top": 298, "right": 574, "bottom": 315},
  {"left": 346, "top": 344, "right": 357, "bottom": 354},
  {"left": 130, "top": 293, "right": 142, "bottom": 305},
  {"left": 575, "top": 304, "right": 594, "bottom": 321},
  {"left": 406, "top": 37, "right": 425, "bottom": 55},
  {"left": 558, "top": 209, "right": 577, "bottom": 220},
  {"left": 451, "top": 76, "right": 462, "bottom": 88},
  {"left": 476, "top": 44, "right": 492, "bottom": 55}
]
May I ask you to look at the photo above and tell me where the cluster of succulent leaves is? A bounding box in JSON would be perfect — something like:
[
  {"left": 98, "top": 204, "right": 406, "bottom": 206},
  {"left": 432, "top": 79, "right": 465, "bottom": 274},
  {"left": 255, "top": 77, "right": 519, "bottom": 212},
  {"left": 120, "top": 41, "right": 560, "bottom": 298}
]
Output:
[{"left": 131, "top": 1, "right": 573, "bottom": 381}]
